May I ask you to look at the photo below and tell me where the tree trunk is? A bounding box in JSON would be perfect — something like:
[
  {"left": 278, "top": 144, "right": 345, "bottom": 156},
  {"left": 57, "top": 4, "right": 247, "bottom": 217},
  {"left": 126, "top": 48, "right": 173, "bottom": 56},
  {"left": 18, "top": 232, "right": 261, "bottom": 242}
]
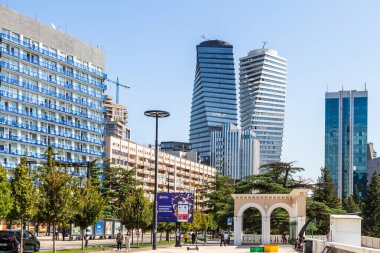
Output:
[
  {"left": 20, "top": 217, "right": 24, "bottom": 253},
  {"left": 141, "top": 230, "right": 143, "bottom": 245},
  {"left": 165, "top": 229, "right": 169, "bottom": 241},
  {"left": 52, "top": 222, "right": 56, "bottom": 253},
  {"left": 131, "top": 229, "right": 134, "bottom": 245},
  {"left": 81, "top": 229, "right": 85, "bottom": 250},
  {"left": 160, "top": 231, "right": 162, "bottom": 242}
]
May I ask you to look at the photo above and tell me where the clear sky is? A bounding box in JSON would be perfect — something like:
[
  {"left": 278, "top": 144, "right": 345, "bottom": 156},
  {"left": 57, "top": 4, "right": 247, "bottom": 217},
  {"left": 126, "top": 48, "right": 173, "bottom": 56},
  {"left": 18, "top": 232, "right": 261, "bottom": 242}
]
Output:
[{"left": 5, "top": 0, "right": 380, "bottom": 180}]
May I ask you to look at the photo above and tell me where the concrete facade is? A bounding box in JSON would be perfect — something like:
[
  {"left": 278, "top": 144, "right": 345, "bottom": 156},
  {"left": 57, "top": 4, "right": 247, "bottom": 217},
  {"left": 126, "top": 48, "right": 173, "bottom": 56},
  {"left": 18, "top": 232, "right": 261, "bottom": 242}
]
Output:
[
  {"left": 232, "top": 189, "right": 309, "bottom": 245},
  {"left": 104, "top": 135, "right": 216, "bottom": 200}
]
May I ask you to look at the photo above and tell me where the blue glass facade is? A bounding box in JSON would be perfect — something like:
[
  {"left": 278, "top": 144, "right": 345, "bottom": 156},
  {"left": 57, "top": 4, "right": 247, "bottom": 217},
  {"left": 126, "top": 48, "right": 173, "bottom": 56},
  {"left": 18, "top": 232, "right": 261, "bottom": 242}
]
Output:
[
  {"left": 189, "top": 40, "right": 238, "bottom": 164},
  {"left": 325, "top": 90, "right": 368, "bottom": 198}
]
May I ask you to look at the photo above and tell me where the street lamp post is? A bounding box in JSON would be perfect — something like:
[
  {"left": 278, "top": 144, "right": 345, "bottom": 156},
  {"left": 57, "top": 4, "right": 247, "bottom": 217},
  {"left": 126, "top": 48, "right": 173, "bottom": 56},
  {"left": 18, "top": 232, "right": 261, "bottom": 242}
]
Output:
[{"left": 144, "top": 110, "right": 170, "bottom": 251}]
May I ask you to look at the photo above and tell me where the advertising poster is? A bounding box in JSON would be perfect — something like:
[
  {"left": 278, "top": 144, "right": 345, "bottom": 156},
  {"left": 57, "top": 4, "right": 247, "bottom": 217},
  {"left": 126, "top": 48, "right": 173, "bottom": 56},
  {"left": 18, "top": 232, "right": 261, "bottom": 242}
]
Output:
[
  {"left": 177, "top": 203, "right": 189, "bottom": 222},
  {"left": 157, "top": 192, "right": 194, "bottom": 222},
  {"left": 86, "top": 225, "right": 93, "bottom": 235},
  {"left": 72, "top": 225, "right": 81, "bottom": 236},
  {"left": 95, "top": 221, "right": 104, "bottom": 236},
  {"left": 114, "top": 221, "right": 121, "bottom": 234},
  {"left": 105, "top": 221, "right": 113, "bottom": 235}
]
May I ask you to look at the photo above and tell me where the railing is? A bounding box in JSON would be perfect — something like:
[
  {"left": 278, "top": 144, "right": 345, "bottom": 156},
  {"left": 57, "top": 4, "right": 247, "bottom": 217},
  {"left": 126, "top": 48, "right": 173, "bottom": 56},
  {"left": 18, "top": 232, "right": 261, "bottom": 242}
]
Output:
[
  {"left": 242, "top": 234, "right": 262, "bottom": 244},
  {"left": 0, "top": 33, "right": 107, "bottom": 79},
  {"left": 0, "top": 133, "right": 105, "bottom": 157},
  {"left": 0, "top": 90, "right": 106, "bottom": 123},
  {"left": 0, "top": 147, "right": 104, "bottom": 160},
  {"left": 0, "top": 118, "right": 104, "bottom": 145},
  {"left": 362, "top": 236, "right": 380, "bottom": 249},
  {"left": 0, "top": 75, "right": 106, "bottom": 112},
  {"left": 0, "top": 59, "right": 106, "bottom": 101},
  {"left": 0, "top": 104, "right": 104, "bottom": 134}
]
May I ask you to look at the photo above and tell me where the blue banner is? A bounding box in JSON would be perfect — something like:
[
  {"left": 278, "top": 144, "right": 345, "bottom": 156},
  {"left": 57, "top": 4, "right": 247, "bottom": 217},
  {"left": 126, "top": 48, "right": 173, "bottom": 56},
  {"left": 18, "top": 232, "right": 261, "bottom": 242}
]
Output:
[
  {"left": 95, "top": 221, "right": 104, "bottom": 235},
  {"left": 157, "top": 192, "right": 194, "bottom": 222}
]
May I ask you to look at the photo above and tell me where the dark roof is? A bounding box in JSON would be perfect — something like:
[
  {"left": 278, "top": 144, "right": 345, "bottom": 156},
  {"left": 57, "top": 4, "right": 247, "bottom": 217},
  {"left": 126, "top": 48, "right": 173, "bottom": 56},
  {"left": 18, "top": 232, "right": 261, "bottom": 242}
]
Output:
[{"left": 198, "top": 40, "right": 232, "bottom": 47}]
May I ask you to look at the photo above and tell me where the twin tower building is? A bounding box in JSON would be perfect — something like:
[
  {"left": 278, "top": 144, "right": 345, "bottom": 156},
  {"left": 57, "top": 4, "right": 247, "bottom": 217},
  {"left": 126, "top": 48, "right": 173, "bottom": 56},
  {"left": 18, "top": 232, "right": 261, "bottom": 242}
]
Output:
[{"left": 189, "top": 40, "right": 287, "bottom": 179}]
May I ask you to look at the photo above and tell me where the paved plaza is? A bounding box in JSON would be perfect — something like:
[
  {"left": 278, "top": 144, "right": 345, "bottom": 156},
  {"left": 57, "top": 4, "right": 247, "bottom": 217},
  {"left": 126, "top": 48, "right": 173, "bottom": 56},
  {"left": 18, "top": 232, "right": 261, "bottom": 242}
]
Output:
[{"left": 135, "top": 245, "right": 297, "bottom": 253}]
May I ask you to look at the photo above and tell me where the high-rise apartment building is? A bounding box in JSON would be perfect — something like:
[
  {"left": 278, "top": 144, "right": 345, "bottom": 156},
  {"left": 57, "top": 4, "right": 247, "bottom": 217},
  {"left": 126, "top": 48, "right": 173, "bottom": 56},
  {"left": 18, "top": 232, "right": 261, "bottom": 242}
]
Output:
[
  {"left": 210, "top": 124, "right": 260, "bottom": 179},
  {"left": 0, "top": 6, "right": 106, "bottom": 170},
  {"left": 325, "top": 90, "right": 368, "bottom": 198},
  {"left": 189, "top": 40, "right": 238, "bottom": 165},
  {"left": 104, "top": 95, "right": 130, "bottom": 140},
  {"left": 239, "top": 49, "right": 287, "bottom": 165}
]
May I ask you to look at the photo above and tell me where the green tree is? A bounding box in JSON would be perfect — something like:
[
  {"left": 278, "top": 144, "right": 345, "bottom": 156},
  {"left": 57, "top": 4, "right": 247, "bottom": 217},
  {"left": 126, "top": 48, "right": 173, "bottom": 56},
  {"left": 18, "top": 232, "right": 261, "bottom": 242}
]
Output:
[
  {"left": 119, "top": 189, "right": 152, "bottom": 245},
  {"left": 0, "top": 165, "right": 12, "bottom": 219},
  {"left": 37, "top": 147, "right": 76, "bottom": 253},
  {"left": 306, "top": 198, "right": 345, "bottom": 234},
  {"left": 73, "top": 183, "right": 106, "bottom": 250},
  {"left": 313, "top": 167, "right": 341, "bottom": 209},
  {"left": 362, "top": 172, "right": 380, "bottom": 237},
  {"left": 11, "top": 158, "right": 37, "bottom": 253},
  {"left": 236, "top": 162, "right": 306, "bottom": 194},
  {"left": 102, "top": 161, "right": 141, "bottom": 218},
  {"left": 203, "top": 174, "right": 234, "bottom": 230},
  {"left": 353, "top": 185, "right": 360, "bottom": 206},
  {"left": 343, "top": 196, "right": 360, "bottom": 214}
]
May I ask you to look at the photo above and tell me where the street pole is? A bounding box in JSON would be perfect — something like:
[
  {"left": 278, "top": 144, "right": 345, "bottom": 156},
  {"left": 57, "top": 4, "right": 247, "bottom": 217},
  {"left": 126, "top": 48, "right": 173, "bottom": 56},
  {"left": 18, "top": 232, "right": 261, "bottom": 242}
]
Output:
[{"left": 144, "top": 110, "right": 170, "bottom": 251}]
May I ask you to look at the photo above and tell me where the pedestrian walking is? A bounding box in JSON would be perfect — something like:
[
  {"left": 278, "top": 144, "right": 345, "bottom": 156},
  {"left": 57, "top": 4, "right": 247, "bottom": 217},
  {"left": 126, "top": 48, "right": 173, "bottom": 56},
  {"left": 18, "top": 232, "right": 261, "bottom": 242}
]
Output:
[
  {"left": 203, "top": 233, "right": 208, "bottom": 245},
  {"left": 191, "top": 232, "right": 196, "bottom": 245},
  {"left": 62, "top": 228, "right": 66, "bottom": 241},
  {"left": 220, "top": 232, "right": 225, "bottom": 247},
  {"left": 125, "top": 232, "right": 131, "bottom": 253},
  {"left": 184, "top": 232, "right": 189, "bottom": 244},
  {"left": 116, "top": 229, "right": 124, "bottom": 251},
  {"left": 55, "top": 229, "right": 59, "bottom": 241}
]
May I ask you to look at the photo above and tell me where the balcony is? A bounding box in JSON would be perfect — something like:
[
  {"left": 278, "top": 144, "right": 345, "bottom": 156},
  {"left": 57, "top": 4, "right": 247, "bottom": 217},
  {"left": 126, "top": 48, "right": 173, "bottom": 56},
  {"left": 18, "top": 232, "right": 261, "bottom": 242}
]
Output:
[
  {"left": 0, "top": 90, "right": 106, "bottom": 123},
  {"left": 0, "top": 47, "right": 107, "bottom": 90},
  {"left": 0, "top": 118, "right": 104, "bottom": 145},
  {"left": 0, "top": 74, "right": 105, "bottom": 112},
  {"left": 0, "top": 104, "right": 104, "bottom": 134},
  {"left": 0, "top": 33, "right": 107, "bottom": 79},
  {"left": 0, "top": 59, "right": 104, "bottom": 103},
  {"left": 0, "top": 133, "right": 104, "bottom": 157}
]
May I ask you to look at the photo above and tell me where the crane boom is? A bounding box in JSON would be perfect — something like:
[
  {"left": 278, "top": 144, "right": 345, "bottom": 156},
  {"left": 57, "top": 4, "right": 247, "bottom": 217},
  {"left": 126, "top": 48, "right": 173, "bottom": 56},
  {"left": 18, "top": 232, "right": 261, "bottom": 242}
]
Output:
[{"left": 106, "top": 77, "right": 130, "bottom": 104}]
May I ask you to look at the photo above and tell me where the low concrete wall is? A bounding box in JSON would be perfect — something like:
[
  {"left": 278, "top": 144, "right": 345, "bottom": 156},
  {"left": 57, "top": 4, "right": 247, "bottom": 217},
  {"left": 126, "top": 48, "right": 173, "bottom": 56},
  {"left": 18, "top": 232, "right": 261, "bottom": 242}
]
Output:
[{"left": 311, "top": 239, "right": 380, "bottom": 253}]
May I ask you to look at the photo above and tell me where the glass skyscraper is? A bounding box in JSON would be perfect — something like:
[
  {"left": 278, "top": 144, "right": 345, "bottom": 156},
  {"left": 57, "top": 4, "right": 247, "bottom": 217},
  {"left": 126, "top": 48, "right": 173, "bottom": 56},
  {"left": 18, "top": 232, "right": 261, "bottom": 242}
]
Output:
[
  {"left": 239, "top": 49, "right": 287, "bottom": 165},
  {"left": 189, "top": 40, "right": 238, "bottom": 164},
  {"left": 210, "top": 124, "right": 260, "bottom": 179},
  {"left": 325, "top": 90, "right": 368, "bottom": 198}
]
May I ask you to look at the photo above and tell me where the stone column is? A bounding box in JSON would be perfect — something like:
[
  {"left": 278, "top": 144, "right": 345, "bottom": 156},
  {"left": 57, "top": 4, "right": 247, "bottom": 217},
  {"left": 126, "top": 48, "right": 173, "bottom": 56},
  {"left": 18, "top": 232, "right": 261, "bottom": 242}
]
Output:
[
  {"left": 234, "top": 216, "right": 242, "bottom": 245},
  {"left": 262, "top": 216, "right": 270, "bottom": 244}
]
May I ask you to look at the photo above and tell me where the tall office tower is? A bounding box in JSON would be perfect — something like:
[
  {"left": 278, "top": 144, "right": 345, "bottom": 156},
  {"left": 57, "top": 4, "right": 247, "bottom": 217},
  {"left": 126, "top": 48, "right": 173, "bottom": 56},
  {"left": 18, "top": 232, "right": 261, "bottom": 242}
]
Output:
[
  {"left": 0, "top": 6, "right": 106, "bottom": 171},
  {"left": 239, "top": 49, "right": 287, "bottom": 165},
  {"left": 189, "top": 40, "right": 238, "bottom": 165},
  {"left": 104, "top": 95, "right": 130, "bottom": 140},
  {"left": 325, "top": 90, "right": 368, "bottom": 198},
  {"left": 210, "top": 124, "right": 260, "bottom": 179}
]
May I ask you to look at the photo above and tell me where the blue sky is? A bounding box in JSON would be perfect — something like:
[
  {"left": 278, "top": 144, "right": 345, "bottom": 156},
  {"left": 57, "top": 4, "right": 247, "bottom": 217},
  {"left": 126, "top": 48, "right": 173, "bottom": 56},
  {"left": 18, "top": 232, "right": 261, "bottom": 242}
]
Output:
[{"left": 5, "top": 0, "right": 380, "bottom": 179}]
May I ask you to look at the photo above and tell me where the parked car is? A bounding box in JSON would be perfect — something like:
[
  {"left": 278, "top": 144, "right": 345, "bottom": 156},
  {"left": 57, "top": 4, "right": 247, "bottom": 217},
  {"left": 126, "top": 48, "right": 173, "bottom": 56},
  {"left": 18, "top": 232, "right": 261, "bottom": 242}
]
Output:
[{"left": 0, "top": 230, "right": 40, "bottom": 252}]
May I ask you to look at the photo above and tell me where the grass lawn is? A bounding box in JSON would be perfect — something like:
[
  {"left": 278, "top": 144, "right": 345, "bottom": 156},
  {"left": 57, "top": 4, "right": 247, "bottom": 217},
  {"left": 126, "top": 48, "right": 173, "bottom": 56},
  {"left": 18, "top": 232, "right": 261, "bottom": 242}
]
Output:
[
  {"left": 42, "top": 246, "right": 113, "bottom": 253},
  {"left": 130, "top": 240, "right": 175, "bottom": 248}
]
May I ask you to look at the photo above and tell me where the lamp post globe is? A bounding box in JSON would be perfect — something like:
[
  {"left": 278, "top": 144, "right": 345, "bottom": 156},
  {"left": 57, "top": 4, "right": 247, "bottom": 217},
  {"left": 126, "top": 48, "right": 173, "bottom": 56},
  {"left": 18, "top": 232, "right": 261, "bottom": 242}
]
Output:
[{"left": 144, "top": 110, "right": 170, "bottom": 250}]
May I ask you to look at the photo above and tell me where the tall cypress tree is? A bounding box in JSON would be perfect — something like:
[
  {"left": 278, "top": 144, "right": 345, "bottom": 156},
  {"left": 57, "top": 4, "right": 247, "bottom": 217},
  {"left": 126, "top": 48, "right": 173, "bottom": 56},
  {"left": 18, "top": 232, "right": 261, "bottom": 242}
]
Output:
[
  {"left": 313, "top": 167, "right": 341, "bottom": 209},
  {"left": 0, "top": 165, "right": 12, "bottom": 219},
  {"left": 362, "top": 172, "right": 380, "bottom": 237}
]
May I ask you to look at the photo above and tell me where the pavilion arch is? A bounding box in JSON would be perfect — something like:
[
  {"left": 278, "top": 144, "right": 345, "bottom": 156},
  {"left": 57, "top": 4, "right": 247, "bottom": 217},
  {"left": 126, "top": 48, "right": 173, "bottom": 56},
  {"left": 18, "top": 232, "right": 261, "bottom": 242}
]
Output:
[{"left": 232, "top": 189, "right": 309, "bottom": 245}]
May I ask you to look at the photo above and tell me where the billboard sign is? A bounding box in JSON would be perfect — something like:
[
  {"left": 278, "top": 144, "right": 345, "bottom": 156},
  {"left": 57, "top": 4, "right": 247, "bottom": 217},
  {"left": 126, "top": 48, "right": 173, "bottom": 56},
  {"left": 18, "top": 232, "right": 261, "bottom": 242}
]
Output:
[
  {"left": 95, "top": 221, "right": 104, "bottom": 236},
  {"left": 157, "top": 192, "right": 194, "bottom": 222}
]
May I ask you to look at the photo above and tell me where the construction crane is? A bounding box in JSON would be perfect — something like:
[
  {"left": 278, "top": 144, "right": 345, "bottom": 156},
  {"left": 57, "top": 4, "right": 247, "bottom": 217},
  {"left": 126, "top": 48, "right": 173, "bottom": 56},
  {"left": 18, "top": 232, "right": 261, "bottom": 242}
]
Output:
[{"left": 106, "top": 77, "right": 130, "bottom": 104}]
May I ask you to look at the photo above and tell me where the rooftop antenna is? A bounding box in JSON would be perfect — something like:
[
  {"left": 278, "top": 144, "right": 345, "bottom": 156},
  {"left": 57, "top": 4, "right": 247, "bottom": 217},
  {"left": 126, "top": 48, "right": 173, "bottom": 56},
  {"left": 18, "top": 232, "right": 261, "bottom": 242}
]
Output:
[
  {"left": 201, "top": 35, "right": 210, "bottom": 41},
  {"left": 327, "top": 84, "right": 329, "bottom": 92},
  {"left": 262, "top": 41, "right": 268, "bottom": 49},
  {"left": 364, "top": 82, "right": 367, "bottom": 91}
]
